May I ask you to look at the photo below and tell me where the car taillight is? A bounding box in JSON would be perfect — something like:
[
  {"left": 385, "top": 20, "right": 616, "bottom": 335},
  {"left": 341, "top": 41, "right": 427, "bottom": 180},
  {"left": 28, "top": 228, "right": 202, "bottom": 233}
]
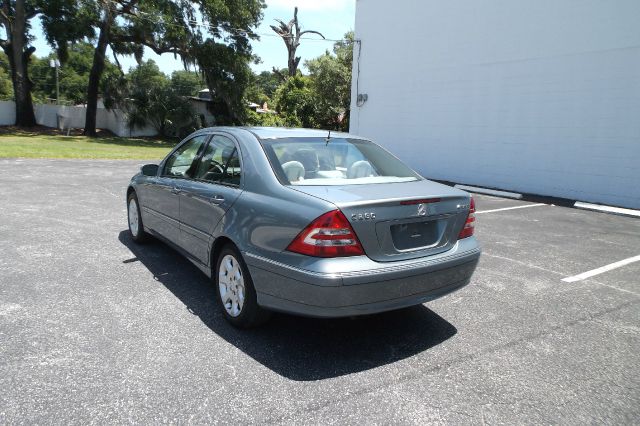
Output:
[
  {"left": 286, "top": 210, "right": 365, "bottom": 257},
  {"left": 458, "top": 197, "right": 476, "bottom": 239}
]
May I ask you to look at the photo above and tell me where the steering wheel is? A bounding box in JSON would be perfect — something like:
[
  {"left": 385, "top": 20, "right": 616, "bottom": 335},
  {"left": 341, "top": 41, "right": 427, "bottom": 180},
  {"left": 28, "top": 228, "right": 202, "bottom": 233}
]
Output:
[{"left": 207, "top": 161, "right": 225, "bottom": 175}]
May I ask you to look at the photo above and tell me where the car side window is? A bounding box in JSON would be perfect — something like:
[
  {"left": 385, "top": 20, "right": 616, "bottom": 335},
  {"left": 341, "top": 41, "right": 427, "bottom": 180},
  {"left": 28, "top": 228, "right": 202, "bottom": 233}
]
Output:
[
  {"left": 162, "top": 135, "right": 209, "bottom": 178},
  {"left": 193, "top": 135, "right": 242, "bottom": 186}
]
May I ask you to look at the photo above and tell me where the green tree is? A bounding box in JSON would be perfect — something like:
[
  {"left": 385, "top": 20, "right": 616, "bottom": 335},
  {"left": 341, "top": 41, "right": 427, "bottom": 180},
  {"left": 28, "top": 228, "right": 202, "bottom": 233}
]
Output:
[
  {"left": 0, "top": 67, "right": 13, "bottom": 100},
  {"left": 0, "top": 0, "right": 41, "bottom": 126},
  {"left": 196, "top": 40, "right": 255, "bottom": 124},
  {"left": 255, "top": 70, "right": 281, "bottom": 99},
  {"left": 44, "top": 0, "right": 265, "bottom": 136},
  {"left": 124, "top": 60, "right": 197, "bottom": 138},
  {"left": 245, "top": 83, "right": 269, "bottom": 107},
  {"left": 273, "top": 75, "right": 318, "bottom": 128},
  {"left": 170, "top": 70, "right": 204, "bottom": 97},
  {"left": 305, "top": 32, "right": 354, "bottom": 131},
  {"left": 245, "top": 110, "right": 286, "bottom": 127},
  {"left": 0, "top": 52, "right": 13, "bottom": 100},
  {"left": 245, "top": 69, "right": 282, "bottom": 106},
  {"left": 28, "top": 55, "right": 51, "bottom": 102},
  {"left": 29, "top": 42, "right": 119, "bottom": 105}
]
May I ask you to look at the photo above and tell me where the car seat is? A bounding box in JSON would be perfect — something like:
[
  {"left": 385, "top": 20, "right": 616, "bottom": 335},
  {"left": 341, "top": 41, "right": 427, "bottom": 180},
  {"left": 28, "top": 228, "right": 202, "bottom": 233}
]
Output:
[
  {"left": 347, "top": 160, "right": 373, "bottom": 178},
  {"left": 291, "top": 149, "right": 319, "bottom": 178},
  {"left": 281, "top": 161, "right": 305, "bottom": 182}
]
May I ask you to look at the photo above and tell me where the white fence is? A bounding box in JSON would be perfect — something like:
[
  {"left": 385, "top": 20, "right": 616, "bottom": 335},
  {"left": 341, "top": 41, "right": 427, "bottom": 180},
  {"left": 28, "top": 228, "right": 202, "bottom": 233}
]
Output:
[
  {"left": 0, "top": 100, "right": 15, "bottom": 125},
  {"left": 0, "top": 100, "right": 157, "bottom": 137}
]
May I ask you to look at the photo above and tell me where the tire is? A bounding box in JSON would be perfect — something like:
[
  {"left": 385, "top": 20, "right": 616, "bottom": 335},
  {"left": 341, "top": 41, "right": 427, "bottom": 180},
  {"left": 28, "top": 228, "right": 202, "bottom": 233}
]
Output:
[
  {"left": 127, "top": 191, "right": 150, "bottom": 243},
  {"left": 215, "top": 244, "right": 271, "bottom": 328}
]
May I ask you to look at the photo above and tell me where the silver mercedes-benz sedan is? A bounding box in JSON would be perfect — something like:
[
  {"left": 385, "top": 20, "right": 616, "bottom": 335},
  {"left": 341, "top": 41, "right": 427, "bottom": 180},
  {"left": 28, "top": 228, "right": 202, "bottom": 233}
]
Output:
[{"left": 127, "top": 127, "right": 480, "bottom": 327}]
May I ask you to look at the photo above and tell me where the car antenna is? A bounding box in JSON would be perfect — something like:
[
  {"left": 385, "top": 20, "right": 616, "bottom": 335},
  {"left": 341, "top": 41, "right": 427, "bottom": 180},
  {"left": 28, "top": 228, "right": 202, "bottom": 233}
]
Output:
[{"left": 325, "top": 130, "right": 332, "bottom": 146}]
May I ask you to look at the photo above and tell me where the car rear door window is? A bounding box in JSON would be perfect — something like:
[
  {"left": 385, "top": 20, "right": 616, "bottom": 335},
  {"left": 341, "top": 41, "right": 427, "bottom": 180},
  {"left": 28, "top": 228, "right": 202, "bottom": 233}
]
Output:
[
  {"left": 260, "top": 137, "right": 421, "bottom": 185},
  {"left": 163, "top": 135, "right": 209, "bottom": 178},
  {"left": 193, "top": 135, "right": 241, "bottom": 186}
]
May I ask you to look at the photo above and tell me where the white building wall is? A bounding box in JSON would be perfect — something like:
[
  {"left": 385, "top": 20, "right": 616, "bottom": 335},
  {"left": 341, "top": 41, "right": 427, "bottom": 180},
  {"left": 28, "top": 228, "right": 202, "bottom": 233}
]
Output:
[{"left": 350, "top": 0, "right": 640, "bottom": 208}]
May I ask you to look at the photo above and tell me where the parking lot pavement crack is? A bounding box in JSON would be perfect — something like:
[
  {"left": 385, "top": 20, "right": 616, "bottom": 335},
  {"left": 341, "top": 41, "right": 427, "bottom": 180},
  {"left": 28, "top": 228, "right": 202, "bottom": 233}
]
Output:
[
  {"left": 92, "top": 184, "right": 121, "bottom": 199},
  {"left": 590, "top": 318, "right": 640, "bottom": 335},
  {"left": 267, "top": 298, "right": 640, "bottom": 424},
  {"left": 481, "top": 252, "right": 640, "bottom": 297},
  {"left": 481, "top": 252, "right": 566, "bottom": 276},
  {"left": 585, "top": 279, "right": 640, "bottom": 297},
  {"left": 5, "top": 211, "right": 100, "bottom": 230}
]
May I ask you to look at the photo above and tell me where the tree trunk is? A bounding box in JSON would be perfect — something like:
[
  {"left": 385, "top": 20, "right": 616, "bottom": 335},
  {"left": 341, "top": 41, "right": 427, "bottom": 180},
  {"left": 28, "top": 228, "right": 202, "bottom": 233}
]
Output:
[
  {"left": 287, "top": 48, "right": 300, "bottom": 77},
  {"left": 3, "top": 0, "right": 37, "bottom": 127},
  {"left": 271, "top": 8, "right": 323, "bottom": 78},
  {"left": 7, "top": 46, "right": 36, "bottom": 127},
  {"left": 84, "top": 13, "right": 111, "bottom": 136}
]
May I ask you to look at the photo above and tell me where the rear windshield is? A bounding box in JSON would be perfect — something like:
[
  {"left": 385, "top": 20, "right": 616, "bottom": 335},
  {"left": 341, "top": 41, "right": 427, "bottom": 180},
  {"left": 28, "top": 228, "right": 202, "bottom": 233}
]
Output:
[{"left": 260, "top": 137, "right": 421, "bottom": 186}]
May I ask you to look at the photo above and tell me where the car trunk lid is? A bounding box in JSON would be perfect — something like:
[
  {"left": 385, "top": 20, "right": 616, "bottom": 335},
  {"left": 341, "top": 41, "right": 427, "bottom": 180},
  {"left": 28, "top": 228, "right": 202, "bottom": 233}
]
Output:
[{"left": 291, "top": 180, "right": 472, "bottom": 262}]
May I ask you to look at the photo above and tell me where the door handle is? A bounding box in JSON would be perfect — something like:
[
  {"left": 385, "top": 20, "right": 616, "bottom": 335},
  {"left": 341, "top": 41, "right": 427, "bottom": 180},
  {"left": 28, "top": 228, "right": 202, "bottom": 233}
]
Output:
[
  {"left": 209, "top": 195, "right": 225, "bottom": 205},
  {"left": 171, "top": 186, "right": 181, "bottom": 195}
]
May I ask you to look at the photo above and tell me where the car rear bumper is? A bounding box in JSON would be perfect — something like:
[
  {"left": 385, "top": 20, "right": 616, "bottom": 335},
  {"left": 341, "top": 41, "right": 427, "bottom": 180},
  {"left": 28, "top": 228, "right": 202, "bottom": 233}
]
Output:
[{"left": 244, "top": 239, "right": 481, "bottom": 318}]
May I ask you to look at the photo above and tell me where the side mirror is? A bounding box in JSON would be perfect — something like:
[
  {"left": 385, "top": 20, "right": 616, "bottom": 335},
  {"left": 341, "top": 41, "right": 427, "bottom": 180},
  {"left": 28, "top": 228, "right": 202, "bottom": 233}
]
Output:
[{"left": 141, "top": 164, "right": 159, "bottom": 176}]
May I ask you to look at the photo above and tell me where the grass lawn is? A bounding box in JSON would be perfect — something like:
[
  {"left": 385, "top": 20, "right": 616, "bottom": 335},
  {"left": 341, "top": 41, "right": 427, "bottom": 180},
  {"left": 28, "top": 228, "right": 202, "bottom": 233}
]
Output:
[{"left": 0, "top": 129, "right": 176, "bottom": 160}]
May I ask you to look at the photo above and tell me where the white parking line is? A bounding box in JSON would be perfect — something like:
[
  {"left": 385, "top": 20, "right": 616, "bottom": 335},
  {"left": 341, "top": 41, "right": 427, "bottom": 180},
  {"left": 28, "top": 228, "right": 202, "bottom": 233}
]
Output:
[
  {"left": 562, "top": 255, "right": 640, "bottom": 283},
  {"left": 476, "top": 203, "right": 547, "bottom": 214}
]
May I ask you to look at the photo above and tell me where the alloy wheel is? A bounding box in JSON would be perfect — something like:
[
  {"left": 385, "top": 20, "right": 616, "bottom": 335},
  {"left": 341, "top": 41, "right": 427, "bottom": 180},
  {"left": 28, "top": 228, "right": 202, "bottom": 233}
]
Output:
[
  {"left": 128, "top": 198, "right": 139, "bottom": 237},
  {"left": 218, "top": 254, "right": 246, "bottom": 317}
]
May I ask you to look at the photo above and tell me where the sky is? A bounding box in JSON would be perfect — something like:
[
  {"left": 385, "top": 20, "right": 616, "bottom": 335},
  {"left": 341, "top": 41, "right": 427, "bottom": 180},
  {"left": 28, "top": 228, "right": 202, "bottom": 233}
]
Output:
[{"left": 29, "top": 0, "right": 356, "bottom": 75}]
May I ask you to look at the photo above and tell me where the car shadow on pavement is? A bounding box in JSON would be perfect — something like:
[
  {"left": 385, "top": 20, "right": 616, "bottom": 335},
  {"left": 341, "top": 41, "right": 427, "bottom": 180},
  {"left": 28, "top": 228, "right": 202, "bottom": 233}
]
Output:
[{"left": 119, "top": 231, "right": 457, "bottom": 381}]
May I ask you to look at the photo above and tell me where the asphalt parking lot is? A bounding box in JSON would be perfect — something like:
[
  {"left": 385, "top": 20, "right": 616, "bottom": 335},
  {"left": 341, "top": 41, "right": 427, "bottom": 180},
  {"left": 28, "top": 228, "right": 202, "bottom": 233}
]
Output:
[{"left": 1, "top": 158, "right": 639, "bottom": 424}]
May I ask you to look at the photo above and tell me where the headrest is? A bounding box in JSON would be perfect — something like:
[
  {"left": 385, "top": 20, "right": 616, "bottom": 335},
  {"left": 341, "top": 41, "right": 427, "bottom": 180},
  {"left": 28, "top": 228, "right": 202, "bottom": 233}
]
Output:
[{"left": 281, "top": 161, "right": 305, "bottom": 182}]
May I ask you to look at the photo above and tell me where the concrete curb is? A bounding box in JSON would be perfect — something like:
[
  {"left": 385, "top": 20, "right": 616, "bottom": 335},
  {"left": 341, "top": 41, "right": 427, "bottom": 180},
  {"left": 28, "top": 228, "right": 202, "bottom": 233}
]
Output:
[
  {"left": 452, "top": 183, "right": 639, "bottom": 219},
  {"left": 454, "top": 184, "right": 523, "bottom": 199},
  {"left": 573, "top": 202, "right": 640, "bottom": 218}
]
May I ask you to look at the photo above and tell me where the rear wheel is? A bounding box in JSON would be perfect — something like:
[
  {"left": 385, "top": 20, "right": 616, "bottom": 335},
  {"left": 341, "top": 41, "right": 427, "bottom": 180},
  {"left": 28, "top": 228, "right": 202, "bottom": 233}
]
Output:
[
  {"left": 127, "top": 192, "right": 150, "bottom": 243},
  {"left": 215, "top": 245, "right": 271, "bottom": 328}
]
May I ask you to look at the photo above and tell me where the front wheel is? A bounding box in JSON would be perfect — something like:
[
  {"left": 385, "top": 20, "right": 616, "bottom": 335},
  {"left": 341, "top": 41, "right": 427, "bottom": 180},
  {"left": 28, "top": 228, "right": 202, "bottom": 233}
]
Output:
[
  {"left": 215, "top": 245, "right": 271, "bottom": 328},
  {"left": 127, "top": 192, "right": 150, "bottom": 243}
]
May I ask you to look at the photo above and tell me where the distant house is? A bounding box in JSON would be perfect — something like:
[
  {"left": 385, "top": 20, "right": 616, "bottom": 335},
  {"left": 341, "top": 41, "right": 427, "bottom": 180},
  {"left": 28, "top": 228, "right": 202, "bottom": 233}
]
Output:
[
  {"left": 188, "top": 89, "right": 217, "bottom": 127},
  {"left": 189, "top": 89, "right": 276, "bottom": 126},
  {"left": 248, "top": 101, "right": 276, "bottom": 115},
  {"left": 350, "top": 1, "right": 640, "bottom": 208},
  {"left": 195, "top": 88, "right": 213, "bottom": 101}
]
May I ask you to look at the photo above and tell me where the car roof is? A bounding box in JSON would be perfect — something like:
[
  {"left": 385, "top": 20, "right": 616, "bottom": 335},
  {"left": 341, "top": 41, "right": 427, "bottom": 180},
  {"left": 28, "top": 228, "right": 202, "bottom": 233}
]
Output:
[{"left": 198, "top": 126, "right": 357, "bottom": 140}]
